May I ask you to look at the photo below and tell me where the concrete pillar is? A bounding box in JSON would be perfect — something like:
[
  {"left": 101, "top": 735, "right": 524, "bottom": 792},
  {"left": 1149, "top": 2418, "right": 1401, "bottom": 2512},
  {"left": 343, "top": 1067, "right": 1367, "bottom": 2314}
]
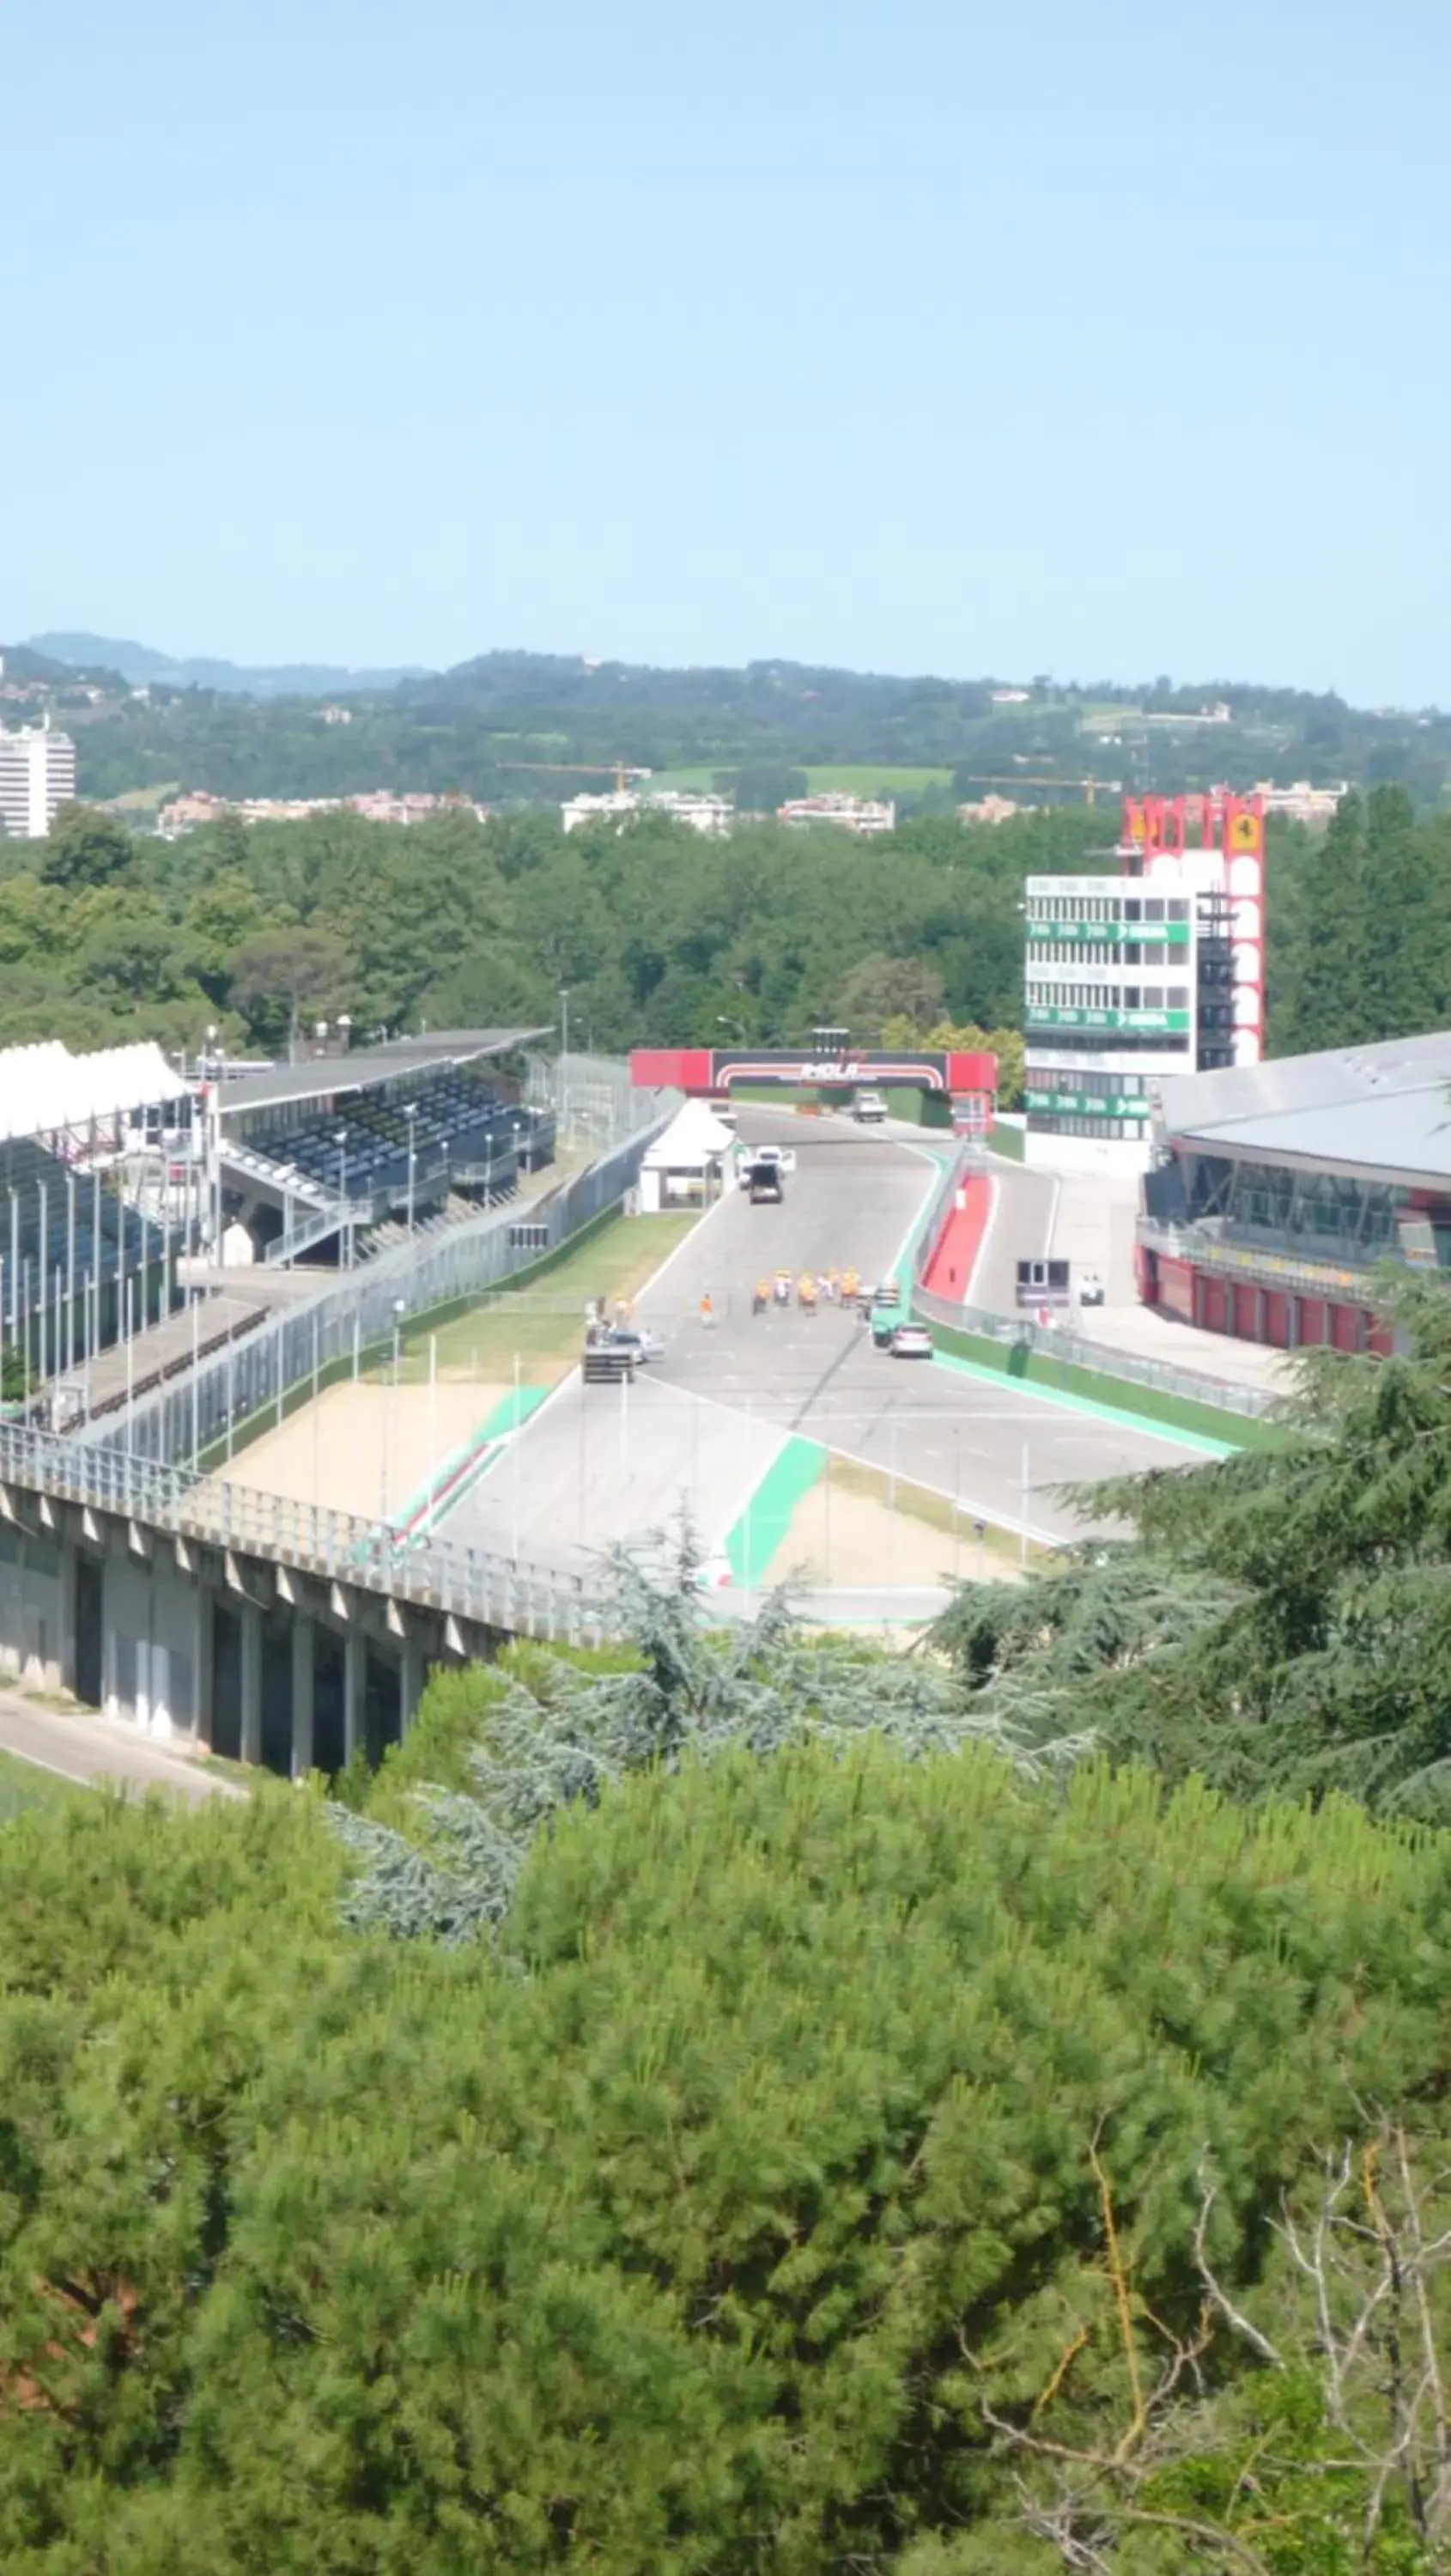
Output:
[
  {"left": 343, "top": 1629, "right": 364, "bottom": 1767},
  {"left": 193, "top": 1588, "right": 215, "bottom": 1749},
  {"left": 240, "top": 1601, "right": 263, "bottom": 1768},
  {"left": 58, "top": 1539, "right": 78, "bottom": 1694},
  {"left": 399, "top": 1632, "right": 425, "bottom": 1736},
  {"left": 291, "top": 1615, "right": 315, "bottom": 1780}
]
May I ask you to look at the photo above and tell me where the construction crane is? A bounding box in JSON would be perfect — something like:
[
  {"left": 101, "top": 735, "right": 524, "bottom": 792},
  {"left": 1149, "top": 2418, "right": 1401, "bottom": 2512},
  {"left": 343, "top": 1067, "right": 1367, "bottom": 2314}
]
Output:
[
  {"left": 491, "top": 760, "right": 647, "bottom": 793},
  {"left": 957, "top": 774, "right": 1124, "bottom": 807}
]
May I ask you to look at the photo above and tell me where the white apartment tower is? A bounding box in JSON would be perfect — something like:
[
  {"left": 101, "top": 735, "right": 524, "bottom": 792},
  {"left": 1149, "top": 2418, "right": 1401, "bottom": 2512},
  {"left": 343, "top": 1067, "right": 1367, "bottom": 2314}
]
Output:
[
  {"left": 0, "top": 720, "right": 76, "bottom": 838},
  {"left": 1022, "top": 793, "right": 1266, "bottom": 1176}
]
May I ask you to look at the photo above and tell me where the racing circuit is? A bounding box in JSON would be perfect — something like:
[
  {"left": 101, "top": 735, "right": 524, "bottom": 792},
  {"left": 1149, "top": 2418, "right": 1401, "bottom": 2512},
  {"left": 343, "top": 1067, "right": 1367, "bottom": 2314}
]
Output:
[{"left": 424, "top": 1108, "right": 1217, "bottom": 1609}]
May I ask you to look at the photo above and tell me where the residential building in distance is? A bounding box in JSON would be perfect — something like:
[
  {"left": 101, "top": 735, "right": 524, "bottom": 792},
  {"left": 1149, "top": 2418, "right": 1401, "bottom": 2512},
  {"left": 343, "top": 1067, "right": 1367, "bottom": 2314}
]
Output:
[
  {"left": 1022, "top": 792, "right": 1265, "bottom": 1176},
  {"left": 1250, "top": 778, "right": 1348, "bottom": 826},
  {"left": 0, "top": 720, "right": 76, "bottom": 837},
  {"left": 561, "top": 789, "right": 733, "bottom": 835},
  {"left": 957, "top": 793, "right": 1021, "bottom": 825},
  {"left": 777, "top": 793, "right": 895, "bottom": 835},
  {"left": 156, "top": 787, "right": 488, "bottom": 835}
]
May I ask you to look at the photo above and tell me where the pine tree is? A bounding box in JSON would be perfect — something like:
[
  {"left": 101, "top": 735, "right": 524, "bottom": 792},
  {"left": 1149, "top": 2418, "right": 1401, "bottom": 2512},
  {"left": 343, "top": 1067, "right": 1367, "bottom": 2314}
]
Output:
[
  {"left": 936, "top": 1275, "right": 1451, "bottom": 1816},
  {"left": 1359, "top": 781, "right": 1448, "bottom": 1037},
  {"left": 1275, "top": 790, "right": 1369, "bottom": 1053},
  {"left": 335, "top": 1524, "right": 1085, "bottom": 1942}
]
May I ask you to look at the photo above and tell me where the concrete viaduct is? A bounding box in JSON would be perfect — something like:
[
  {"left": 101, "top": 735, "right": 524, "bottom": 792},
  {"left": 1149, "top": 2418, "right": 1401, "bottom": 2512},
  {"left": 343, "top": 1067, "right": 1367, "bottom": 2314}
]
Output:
[{"left": 0, "top": 1421, "right": 600, "bottom": 1778}]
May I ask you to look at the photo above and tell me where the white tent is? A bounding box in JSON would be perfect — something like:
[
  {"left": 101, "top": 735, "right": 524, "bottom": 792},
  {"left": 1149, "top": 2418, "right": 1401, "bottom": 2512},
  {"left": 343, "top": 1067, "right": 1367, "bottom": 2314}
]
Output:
[
  {"left": 639, "top": 1100, "right": 735, "bottom": 1210},
  {"left": 0, "top": 1038, "right": 186, "bottom": 1146}
]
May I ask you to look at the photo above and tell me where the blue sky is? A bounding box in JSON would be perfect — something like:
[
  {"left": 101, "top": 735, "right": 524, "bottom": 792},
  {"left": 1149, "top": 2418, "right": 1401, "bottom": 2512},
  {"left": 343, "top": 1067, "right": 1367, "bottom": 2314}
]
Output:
[{"left": 4, "top": 0, "right": 1448, "bottom": 699}]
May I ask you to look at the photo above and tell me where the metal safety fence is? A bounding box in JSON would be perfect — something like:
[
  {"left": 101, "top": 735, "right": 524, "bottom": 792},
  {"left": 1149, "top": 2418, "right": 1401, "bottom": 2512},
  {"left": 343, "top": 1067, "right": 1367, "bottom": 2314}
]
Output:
[
  {"left": 902, "top": 1142, "right": 1278, "bottom": 1422},
  {"left": 526, "top": 1052, "right": 671, "bottom": 1157},
  {"left": 908, "top": 1282, "right": 1279, "bottom": 1420},
  {"left": 0, "top": 1418, "right": 604, "bottom": 1644},
  {"left": 88, "top": 1118, "right": 675, "bottom": 1468}
]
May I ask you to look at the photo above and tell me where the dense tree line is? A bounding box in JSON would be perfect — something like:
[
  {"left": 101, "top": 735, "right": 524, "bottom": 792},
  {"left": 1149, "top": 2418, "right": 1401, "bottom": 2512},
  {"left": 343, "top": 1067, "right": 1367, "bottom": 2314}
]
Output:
[
  {"left": 2, "top": 1711, "right": 1450, "bottom": 2568},
  {"left": 1267, "top": 785, "right": 1451, "bottom": 1054},
  {"left": 7, "top": 786, "right": 1451, "bottom": 1087},
  {"left": 0, "top": 799, "right": 1093, "bottom": 1077}
]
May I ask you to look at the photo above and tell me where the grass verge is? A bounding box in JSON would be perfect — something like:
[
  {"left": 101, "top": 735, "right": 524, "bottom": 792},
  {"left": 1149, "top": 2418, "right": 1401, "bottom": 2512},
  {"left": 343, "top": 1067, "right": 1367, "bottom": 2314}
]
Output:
[
  {"left": 825, "top": 1456, "right": 1053, "bottom": 1573},
  {"left": 0, "top": 1749, "right": 83, "bottom": 1820},
  {"left": 197, "top": 1204, "right": 693, "bottom": 1472},
  {"left": 379, "top": 1213, "right": 698, "bottom": 1387}
]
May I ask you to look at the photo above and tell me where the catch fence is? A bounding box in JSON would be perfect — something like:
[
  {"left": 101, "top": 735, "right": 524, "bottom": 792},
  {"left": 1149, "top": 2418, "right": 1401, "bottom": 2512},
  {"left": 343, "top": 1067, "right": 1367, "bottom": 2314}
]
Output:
[{"left": 88, "top": 1117, "right": 675, "bottom": 1468}]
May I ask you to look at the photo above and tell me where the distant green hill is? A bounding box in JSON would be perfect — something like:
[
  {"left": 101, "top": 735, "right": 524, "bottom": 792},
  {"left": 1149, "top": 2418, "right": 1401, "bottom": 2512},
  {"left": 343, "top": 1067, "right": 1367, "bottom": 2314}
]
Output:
[
  {"left": 26, "top": 632, "right": 432, "bottom": 698},
  {"left": 13, "top": 636, "right": 1451, "bottom": 808}
]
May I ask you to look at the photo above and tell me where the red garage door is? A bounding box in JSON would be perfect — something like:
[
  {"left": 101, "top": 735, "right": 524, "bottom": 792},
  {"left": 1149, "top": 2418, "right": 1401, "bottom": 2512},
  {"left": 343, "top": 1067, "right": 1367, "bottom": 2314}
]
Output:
[
  {"left": 1331, "top": 1303, "right": 1363, "bottom": 1352},
  {"left": 1157, "top": 1256, "right": 1195, "bottom": 1321},
  {"left": 1200, "top": 1275, "right": 1230, "bottom": 1334},
  {"left": 1296, "top": 1298, "right": 1329, "bottom": 1347},
  {"left": 1263, "top": 1291, "right": 1291, "bottom": 1348},
  {"left": 1233, "top": 1284, "right": 1261, "bottom": 1340}
]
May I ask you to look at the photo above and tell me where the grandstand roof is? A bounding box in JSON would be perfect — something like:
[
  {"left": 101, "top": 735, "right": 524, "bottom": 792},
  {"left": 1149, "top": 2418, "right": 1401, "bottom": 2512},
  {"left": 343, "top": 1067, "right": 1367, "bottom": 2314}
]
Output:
[
  {"left": 0, "top": 1040, "right": 185, "bottom": 1144},
  {"left": 1161, "top": 1030, "right": 1451, "bottom": 1188},
  {"left": 215, "top": 1029, "right": 547, "bottom": 1117}
]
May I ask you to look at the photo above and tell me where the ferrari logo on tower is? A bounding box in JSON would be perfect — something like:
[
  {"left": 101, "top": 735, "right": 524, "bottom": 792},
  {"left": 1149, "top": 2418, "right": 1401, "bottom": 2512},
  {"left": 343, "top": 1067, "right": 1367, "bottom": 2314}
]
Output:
[{"left": 1229, "top": 809, "right": 1263, "bottom": 853}]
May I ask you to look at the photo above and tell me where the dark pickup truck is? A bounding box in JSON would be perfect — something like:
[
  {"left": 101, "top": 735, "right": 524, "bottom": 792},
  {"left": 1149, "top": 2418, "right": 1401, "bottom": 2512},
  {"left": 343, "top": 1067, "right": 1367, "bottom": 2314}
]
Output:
[{"left": 744, "top": 1158, "right": 784, "bottom": 1203}]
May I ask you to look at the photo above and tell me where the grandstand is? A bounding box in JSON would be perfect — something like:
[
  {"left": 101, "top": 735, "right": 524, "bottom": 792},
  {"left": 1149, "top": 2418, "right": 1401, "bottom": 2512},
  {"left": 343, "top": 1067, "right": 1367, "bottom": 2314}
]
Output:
[
  {"left": 0, "top": 1040, "right": 196, "bottom": 1388},
  {"left": 214, "top": 1029, "right": 552, "bottom": 1267}
]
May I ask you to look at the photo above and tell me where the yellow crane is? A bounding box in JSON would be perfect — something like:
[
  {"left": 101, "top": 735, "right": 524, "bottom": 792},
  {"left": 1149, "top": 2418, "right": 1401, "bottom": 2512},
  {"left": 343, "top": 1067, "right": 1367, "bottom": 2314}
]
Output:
[
  {"left": 492, "top": 760, "right": 645, "bottom": 793},
  {"left": 958, "top": 774, "right": 1124, "bottom": 807}
]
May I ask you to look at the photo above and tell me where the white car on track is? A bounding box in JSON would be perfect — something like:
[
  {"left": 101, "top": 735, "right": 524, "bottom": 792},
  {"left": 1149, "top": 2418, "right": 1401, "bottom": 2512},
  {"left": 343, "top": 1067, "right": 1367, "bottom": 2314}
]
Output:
[
  {"left": 599, "top": 1326, "right": 665, "bottom": 1364},
  {"left": 889, "top": 1323, "right": 933, "bottom": 1360}
]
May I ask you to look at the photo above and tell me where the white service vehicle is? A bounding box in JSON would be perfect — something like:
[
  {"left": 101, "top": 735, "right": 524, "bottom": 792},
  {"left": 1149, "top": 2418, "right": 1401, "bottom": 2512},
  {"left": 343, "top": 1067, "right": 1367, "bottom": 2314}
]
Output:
[
  {"left": 851, "top": 1089, "right": 888, "bottom": 1124},
  {"left": 735, "top": 1141, "right": 797, "bottom": 1186}
]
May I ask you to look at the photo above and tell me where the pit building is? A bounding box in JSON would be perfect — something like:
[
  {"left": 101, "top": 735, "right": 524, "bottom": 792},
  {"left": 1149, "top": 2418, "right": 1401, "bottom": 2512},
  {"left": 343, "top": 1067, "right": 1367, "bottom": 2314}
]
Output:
[{"left": 1137, "top": 1031, "right": 1451, "bottom": 1353}]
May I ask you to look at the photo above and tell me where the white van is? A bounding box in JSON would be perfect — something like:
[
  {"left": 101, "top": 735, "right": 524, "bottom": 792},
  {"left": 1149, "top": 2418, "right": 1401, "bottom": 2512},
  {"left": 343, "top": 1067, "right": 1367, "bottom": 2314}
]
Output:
[{"left": 851, "top": 1090, "right": 888, "bottom": 1124}]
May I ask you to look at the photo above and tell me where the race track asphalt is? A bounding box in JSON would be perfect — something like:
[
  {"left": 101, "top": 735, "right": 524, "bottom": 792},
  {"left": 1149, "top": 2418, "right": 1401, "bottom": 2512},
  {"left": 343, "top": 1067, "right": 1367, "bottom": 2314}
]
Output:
[{"left": 434, "top": 1110, "right": 1216, "bottom": 1581}]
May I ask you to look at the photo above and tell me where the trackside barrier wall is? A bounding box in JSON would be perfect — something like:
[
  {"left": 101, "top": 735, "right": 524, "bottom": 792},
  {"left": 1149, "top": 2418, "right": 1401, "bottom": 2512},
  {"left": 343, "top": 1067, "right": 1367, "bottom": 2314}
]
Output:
[
  {"left": 90, "top": 1118, "right": 675, "bottom": 1469},
  {"left": 913, "top": 1145, "right": 979, "bottom": 1282},
  {"left": 910, "top": 1284, "right": 1283, "bottom": 1443}
]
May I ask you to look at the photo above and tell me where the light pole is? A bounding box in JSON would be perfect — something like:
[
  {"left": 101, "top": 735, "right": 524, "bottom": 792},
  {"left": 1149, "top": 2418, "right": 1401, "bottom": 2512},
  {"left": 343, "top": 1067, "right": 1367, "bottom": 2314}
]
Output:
[
  {"left": 404, "top": 1103, "right": 419, "bottom": 1236},
  {"left": 335, "top": 1127, "right": 349, "bottom": 1269},
  {"left": 559, "top": 988, "right": 569, "bottom": 1143},
  {"left": 385, "top": 1298, "right": 406, "bottom": 1525}
]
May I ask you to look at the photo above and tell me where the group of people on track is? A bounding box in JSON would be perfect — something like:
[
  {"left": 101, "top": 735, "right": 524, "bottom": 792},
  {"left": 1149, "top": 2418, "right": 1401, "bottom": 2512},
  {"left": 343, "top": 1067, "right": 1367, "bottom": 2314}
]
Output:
[{"left": 744, "top": 1267, "right": 860, "bottom": 1318}]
